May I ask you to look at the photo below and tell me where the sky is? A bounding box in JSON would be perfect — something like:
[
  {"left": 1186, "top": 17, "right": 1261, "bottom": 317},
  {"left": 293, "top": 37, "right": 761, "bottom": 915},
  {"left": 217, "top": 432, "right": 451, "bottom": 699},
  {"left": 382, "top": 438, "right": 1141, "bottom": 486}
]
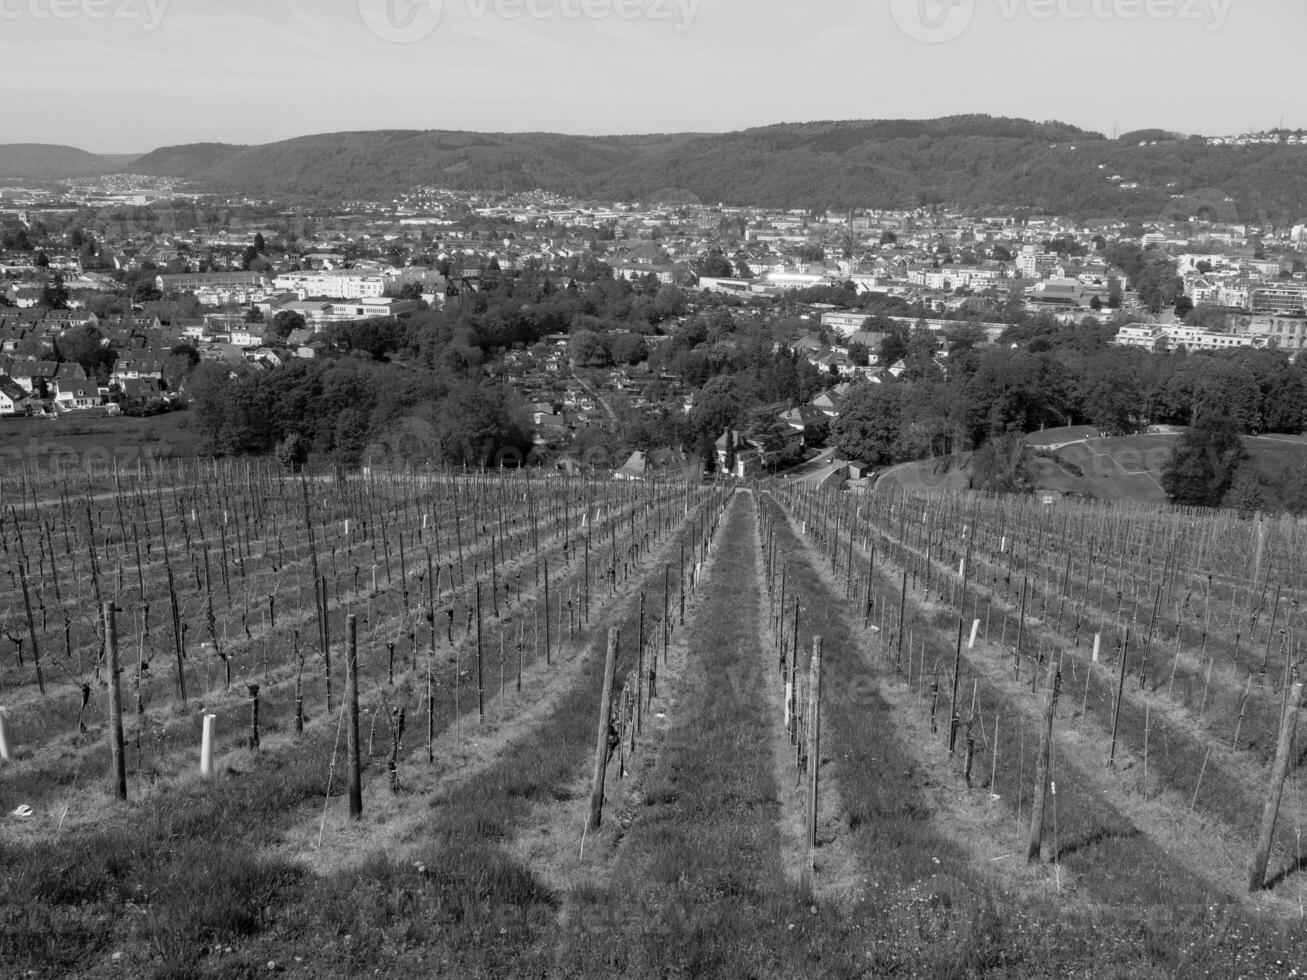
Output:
[{"left": 0, "top": 0, "right": 1303, "bottom": 154}]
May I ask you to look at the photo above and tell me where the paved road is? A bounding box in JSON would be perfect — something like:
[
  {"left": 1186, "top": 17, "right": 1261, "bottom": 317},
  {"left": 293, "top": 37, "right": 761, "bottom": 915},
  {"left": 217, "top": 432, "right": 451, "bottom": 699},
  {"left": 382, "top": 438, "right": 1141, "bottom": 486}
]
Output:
[
  {"left": 570, "top": 371, "right": 619, "bottom": 425},
  {"left": 782, "top": 448, "right": 841, "bottom": 487}
]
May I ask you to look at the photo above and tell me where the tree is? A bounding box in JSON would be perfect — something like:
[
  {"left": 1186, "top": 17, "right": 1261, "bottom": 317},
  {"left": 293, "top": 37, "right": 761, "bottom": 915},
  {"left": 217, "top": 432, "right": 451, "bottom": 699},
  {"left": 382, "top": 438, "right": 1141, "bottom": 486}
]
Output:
[
  {"left": 608, "top": 332, "right": 649, "bottom": 366},
  {"left": 969, "top": 433, "right": 1034, "bottom": 494},
  {"left": 832, "top": 384, "right": 904, "bottom": 466},
  {"left": 569, "top": 330, "right": 610, "bottom": 368},
  {"left": 1089, "top": 295, "right": 1103, "bottom": 312},
  {"left": 688, "top": 376, "right": 744, "bottom": 442},
  {"left": 878, "top": 320, "right": 910, "bottom": 368},
  {"left": 743, "top": 411, "right": 798, "bottom": 472},
  {"left": 734, "top": 259, "right": 753, "bottom": 279},
  {"left": 55, "top": 324, "right": 115, "bottom": 383},
  {"left": 1134, "top": 252, "right": 1183, "bottom": 313},
  {"left": 270, "top": 310, "right": 306, "bottom": 340},
  {"left": 1184, "top": 304, "right": 1230, "bottom": 331},
  {"left": 34, "top": 250, "right": 49, "bottom": 268},
  {"left": 40, "top": 272, "right": 69, "bottom": 310},
  {"left": 1161, "top": 411, "right": 1249, "bottom": 507},
  {"left": 275, "top": 432, "right": 309, "bottom": 473},
  {"left": 652, "top": 284, "right": 686, "bottom": 319},
  {"left": 879, "top": 230, "right": 898, "bottom": 245},
  {"left": 943, "top": 322, "right": 986, "bottom": 357},
  {"left": 164, "top": 343, "right": 200, "bottom": 390},
  {"left": 696, "top": 250, "right": 734, "bottom": 279},
  {"left": 1223, "top": 469, "right": 1267, "bottom": 517},
  {"left": 432, "top": 381, "right": 533, "bottom": 466},
  {"left": 847, "top": 342, "right": 870, "bottom": 367}
]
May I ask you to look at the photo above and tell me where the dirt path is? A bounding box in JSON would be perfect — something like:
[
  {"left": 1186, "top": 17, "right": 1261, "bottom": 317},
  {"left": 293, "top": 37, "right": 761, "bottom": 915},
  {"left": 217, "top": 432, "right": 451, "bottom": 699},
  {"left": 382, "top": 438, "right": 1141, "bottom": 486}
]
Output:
[
  {"left": 547, "top": 490, "right": 821, "bottom": 976},
  {"left": 746, "top": 490, "right": 865, "bottom": 905},
  {"left": 503, "top": 508, "right": 724, "bottom": 901},
  {"left": 763, "top": 493, "right": 1056, "bottom": 902}
]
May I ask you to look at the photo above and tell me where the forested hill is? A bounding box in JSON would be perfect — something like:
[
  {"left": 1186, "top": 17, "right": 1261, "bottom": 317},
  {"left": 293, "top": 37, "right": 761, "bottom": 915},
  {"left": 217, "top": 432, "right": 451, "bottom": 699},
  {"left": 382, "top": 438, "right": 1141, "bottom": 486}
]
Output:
[
  {"left": 0, "top": 144, "right": 135, "bottom": 179},
  {"left": 126, "top": 143, "right": 246, "bottom": 177},
  {"left": 8, "top": 115, "right": 1307, "bottom": 220}
]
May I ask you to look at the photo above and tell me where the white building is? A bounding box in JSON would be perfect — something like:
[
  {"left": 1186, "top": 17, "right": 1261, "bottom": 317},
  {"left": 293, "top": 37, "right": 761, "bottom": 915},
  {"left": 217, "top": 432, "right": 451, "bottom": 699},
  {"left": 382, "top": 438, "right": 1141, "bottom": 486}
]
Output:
[
  {"left": 820, "top": 311, "right": 871, "bottom": 337},
  {"left": 1116, "top": 322, "right": 1265, "bottom": 352},
  {"left": 1015, "top": 244, "right": 1045, "bottom": 279},
  {"left": 273, "top": 271, "right": 387, "bottom": 301},
  {"left": 1113, "top": 323, "right": 1165, "bottom": 349}
]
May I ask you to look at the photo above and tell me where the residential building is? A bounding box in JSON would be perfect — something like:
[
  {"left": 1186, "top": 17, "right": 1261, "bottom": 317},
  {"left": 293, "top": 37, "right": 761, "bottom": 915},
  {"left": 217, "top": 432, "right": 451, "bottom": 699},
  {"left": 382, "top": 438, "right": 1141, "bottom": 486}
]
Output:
[
  {"left": 1115, "top": 322, "right": 1265, "bottom": 352},
  {"left": 10, "top": 360, "right": 58, "bottom": 394},
  {"left": 273, "top": 271, "right": 387, "bottom": 300},
  {"left": 156, "top": 271, "right": 268, "bottom": 294},
  {"left": 820, "top": 311, "right": 871, "bottom": 337},
  {"left": 1113, "top": 323, "right": 1167, "bottom": 349},
  {"left": 1250, "top": 284, "right": 1307, "bottom": 315},
  {"left": 1015, "top": 244, "right": 1055, "bottom": 279},
  {"left": 0, "top": 376, "right": 28, "bottom": 415},
  {"left": 52, "top": 363, "right": 98, "bottom": 410}
]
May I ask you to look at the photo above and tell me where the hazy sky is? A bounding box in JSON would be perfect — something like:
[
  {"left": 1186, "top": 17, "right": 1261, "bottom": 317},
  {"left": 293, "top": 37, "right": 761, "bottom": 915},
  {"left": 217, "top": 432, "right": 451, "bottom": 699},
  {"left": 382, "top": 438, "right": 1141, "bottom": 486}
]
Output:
[{"left": 1, "top": 0, "right": 1303, "bottom": 153}]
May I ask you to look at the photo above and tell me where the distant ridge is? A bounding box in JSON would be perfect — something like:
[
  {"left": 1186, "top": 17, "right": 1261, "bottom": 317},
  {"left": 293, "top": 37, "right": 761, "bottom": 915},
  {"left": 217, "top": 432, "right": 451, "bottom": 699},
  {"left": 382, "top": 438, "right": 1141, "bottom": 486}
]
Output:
[
  {"left": 128, "top": 142, "right": 245, "bottom": 177},
  {"left": 4, "top": 115, "right": 1307, "bottom": 220},
  {"left": 0, "top": 143, "right": 135, "bottom": 179}
]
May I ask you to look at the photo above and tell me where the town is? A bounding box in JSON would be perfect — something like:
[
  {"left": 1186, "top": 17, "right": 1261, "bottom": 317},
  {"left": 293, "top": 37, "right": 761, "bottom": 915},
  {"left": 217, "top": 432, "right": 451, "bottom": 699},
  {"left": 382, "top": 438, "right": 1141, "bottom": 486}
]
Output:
[
  {"left": 8, "top": 2, "right": 1307, "bottom": 975},
  {"left": 2, "top": 170, "right": 1305, "bottom": 486}
]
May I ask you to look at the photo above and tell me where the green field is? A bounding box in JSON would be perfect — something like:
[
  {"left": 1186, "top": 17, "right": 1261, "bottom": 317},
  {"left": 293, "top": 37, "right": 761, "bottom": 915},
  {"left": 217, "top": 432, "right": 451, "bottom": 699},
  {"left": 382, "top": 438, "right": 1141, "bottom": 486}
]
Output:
[
  {"left": 880, "top": 431, "right": 1307, "bottom": 506},
  {"left": 0, "top": 411, "right": 203, "bottom": 474}
]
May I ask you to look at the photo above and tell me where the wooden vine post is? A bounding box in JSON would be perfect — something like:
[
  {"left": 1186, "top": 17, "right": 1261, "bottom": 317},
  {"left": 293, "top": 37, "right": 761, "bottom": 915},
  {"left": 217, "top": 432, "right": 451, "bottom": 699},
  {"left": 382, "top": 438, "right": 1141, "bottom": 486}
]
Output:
[
  {"left": 949, "top": 520, "right": 975, "bottom": 754},
  {"left": 10, "top": 511, "right": 44, "bottom": 696},
  {"left": 475, "top": 582, "right": 485, "bottom": 722},
  {"left": 1249, "top": 681, "right": 1303, "bottom": 891},
  {"left": 586, "top": 627, "right": 621, "bottom": 834},
  {"left": 1027, "top": 665, "right": 1060, "bottom": 863},
  {"left": 543, "top": 556, "right": 552, "bottom": 665},
  {"left": 1108, "top": 631, "right": 1130, "bottom": 768},
  {"left": 803, "top": 635, "right": 823, "bottom": 893},
  {"left": 895, "top": 569, "right": 907, "bottom": 672},
  {"left": 104, "top": 601, "right": 126, "bottom": 801},
  {"left": 347, "top": 614, "right": 363, "bottom": 821},
  {"left": 635, "top": 592, "right": 645, "bottom": 739}
]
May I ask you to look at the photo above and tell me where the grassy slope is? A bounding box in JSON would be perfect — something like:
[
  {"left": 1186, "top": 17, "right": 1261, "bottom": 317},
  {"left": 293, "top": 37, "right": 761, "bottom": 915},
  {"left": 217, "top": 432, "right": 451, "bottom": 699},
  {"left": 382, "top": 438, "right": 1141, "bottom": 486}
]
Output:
[
  {"left": 0, "top": 412, "right": 204, "bottom": 470},
  {"left": 553, "top": 493, "right": 845, "bottom": 977},
  {"left": 880, "top": 433, "right": 1307, "bottom": 507}
]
